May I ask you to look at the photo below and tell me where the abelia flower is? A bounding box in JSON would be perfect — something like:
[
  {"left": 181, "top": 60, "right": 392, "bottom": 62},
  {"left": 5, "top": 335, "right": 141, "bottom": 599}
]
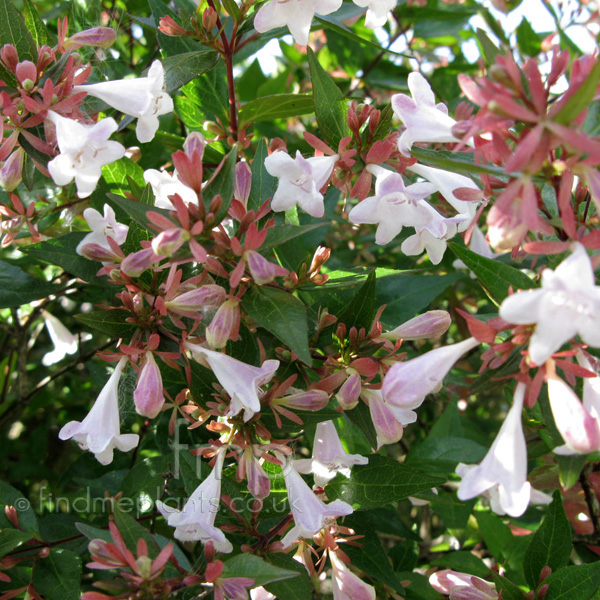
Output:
[
  {"left": 250, "top": 588, "right": 275, "bottom": 600},
  {"left": 264, "top": 150, "right": 339, "bottom": 218},
  {"left": 254, "top": 0, "right": 343, "bottom": 46},
  {"left": 73, "top": 60, "right": 173, "bottom": 143},
  {"left": 380, "top": 310, "right": 451, "bottom": 341},
  {"left": 361, "top": 388, "right": 405, "bottom": 449},
  {"left": 430, "top": 570, "right": 498, "bottom": 600},
  {"left": 244, "top": 250, "right": 288, "bottom": 285},
  {"left": 59, "top": 358, "right": 139, "bottom": 465},
  {"left": 294, "top": 420, "right": 368, "bottom": 486},
  {"left": 47, "top": 112, "right": 126, "bottom": 198},
  {"left": 0, "top": 148, "right": 24, "bottom": 192},
  {"left": 499, "top": 242, "right": 600, "bottom": 365},
  {"left": 156, "top": 448, "right": 233, "bottom": 552},
  {"left": 352, "top": 0, "right": 397, "bottom": 28},
  {"left": 133, "top": 352, "right": 165, "bottom": 419},
  {"left": 143, "top": 168, "right": 198, "bottom": 210},
  {"left": 206, "top": 299, "right": 240, "bottom": 349},
  {"left": 186, "top": 344, "right": 279, "bottom": 421},
  {"left": 457, "top": 382, "right": 530, "bottom": 517},
  {"left": 330, "top": 550, "right": 376, "bottom": 600},
  {"left": 392, "top": 72, "right": 464, "bottom": 155},
  {"left": 238, "top": 447, "right": 271, "bottom": 500},
  {"left": 347, "top": 167, "right": 436, "bottom": 245},
  {"left": 280, "top": 465, "right": 353, "bottom": 547},
  {"left": 75, "top": 204, "right": 129, "bottom": 257},
  {"left": 41, "top": 310, "right": 78, "bottom": 366}
]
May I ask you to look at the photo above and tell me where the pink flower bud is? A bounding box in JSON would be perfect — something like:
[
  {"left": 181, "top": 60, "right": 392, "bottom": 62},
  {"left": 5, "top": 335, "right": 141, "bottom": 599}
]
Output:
[
  {"left": 244, "top": 250, "right": 288, "bottom": 285},
  {"left": 238, "top": 448, "right": 270, "bottom": 500},
  {"left": 276, "top": 389, "right": 330, "bottom": 411},
  {"left": 381, "top": 310, "right": 452, "bottom": 341},
  {"left": 330, "top": 550, "right": 376, "bottom": 600},
  {"left": 64, "top": 27, "right": 117, "bottom": 50},
  {"left": 120, "top": 248, "right": 158, "bottom": 277},
  {"left": 1, "top": 45, "right": 17, "bottom": 71},
  {"left": 206, "top": 299, "right": 240, "bottom": 349},
  {"left": 0, "top": 148, "right": 24, "bottom": 192},
  {"left": 151, "top": 228, "right": 189, "bottom": 257},
  {"left": 134, "top": 352, "right": 165, "bottom": 419},
  {"left": 15, "top": 60, "right": 36, "bottom": 86},
  {"left": 79, "top": 242, "right": 122, "bottom": 263},
  {"left": 183, "top": 131, "right": 206, "bottom": 161},
  {"left": 336, "top": 372, "right": 361, "bottom": 409},
  {"left": 166, "top": 284, "right": 227, "bottom": 316},
  {"left": 234, "top": 160, "right": 252, "bottom": 208}
]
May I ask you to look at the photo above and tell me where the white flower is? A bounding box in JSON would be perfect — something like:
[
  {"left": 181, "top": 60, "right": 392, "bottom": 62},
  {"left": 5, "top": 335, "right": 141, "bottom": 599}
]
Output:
[
  {"left": 330, "top": 550, "right": 376, "bottom": 600},
  {"left": 352, "top": 0, "right": 397, "bottom": 28},
  {"left": 58, "top": 358, "right": 139, "bottom": 465},
  {"left": 264, "top": 150, "right": 338, "bottom": 218},
  {"left": 73, "top": 60, "right": 173, "bottom": 143},
  {"left": 41, "top": 310, "right": 78, "bottom": 366},
  {"left": 280, "top": 466, "right": 353, "bottom": 547},
  {"left": 143, "top": 168, "right": 198, "bottom": 210},
  {"left": 457, "top": 382, "right": 530, "bottom": 517},
  {"left": 254, "top": 0, "right": 343, "bottom": 46},
  {"left": 156, "top": 448, "right": 233, "bottom": 552},
  {"left": 47, "top": 112, "right": 126, "bottom": 198},
  {"left": 392, "top": 72, "right": 463, "bottom": 156},
  {"left": 348, "top": 166, "right": 436, "bottom": 245},
  {"left": 294, "top": 420, "right": 368, "bottom": 487},
  {"left": 499, "top": 242, "right": 600, "bottom": 365},
  {"left": 186, "top": 344, "right": 279, "bottom": 421},
  {"left": 75, "top": 204, "right": 129, "bottom": 256}
]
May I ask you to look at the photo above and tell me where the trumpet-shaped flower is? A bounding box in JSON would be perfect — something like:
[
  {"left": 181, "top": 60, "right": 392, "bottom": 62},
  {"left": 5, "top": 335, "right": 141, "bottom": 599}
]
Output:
[
  {"left": 156, "top": 448, "right": 233, "bottom": 552},
  {"left": 381, "top": 310, "right": 451, "bottom": 341},
  {"left": 392, "top": 73, "right": 463, "bottom": 155},
  {"left": 143, "top": 168, "right": 198, "bottom": 210},
  {"left": 264, "top": 150, "right": 338, "bottom": 218},
  {"left": 73, "top": 60, "right": 173, "bottom": 143},
  {"left": 430, "top": 570, "right": 498, "bottom": 600},
  {"left": 280, "top": 466, "right": 353, "bottom": 547},
  {"left": 294, "top": 420, "right": 368, "bottom": 486},
  {"left": 41, "top": 310, "right": 78, "bottom": 366},
  {"left": 254, "top": 0, "right": 343, "bottom": 46},
  {"left": 353, "top": 0, "right": 397, "bottom": 28},
  {"left": 330, "top": 550, "right": 376, "bottom": 600},
  {"left": 186, "top": 344, "right": 279, "bottom": 421},
  {"left": 47, "top": 112, "right": 126, "bottom": 198},
  {"left": 348, "top": 167, "right": 436, "bottom": 245},
  {"left": 59, "top": 358, "right": 139, "bottom": 465},
  {"left": 499, "top": 242, "right": 600, "bottom": 365},
  {"left": 133, "top": 352, "right": 165, "bottom": 419},
  {"left": 361, "top": 388, "right": 406, "bottom": 449},
  {"left": 75, "top": 204, "right": 129, "bottom": 256},
  {"left": 457, "top": 382, "right": 530, "bottom": 517}
]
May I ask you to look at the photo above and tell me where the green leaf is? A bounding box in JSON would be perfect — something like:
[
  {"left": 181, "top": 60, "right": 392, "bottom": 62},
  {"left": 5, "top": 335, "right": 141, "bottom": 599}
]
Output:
[
  {"left": 0, "top": 261, "right": 59, "bottom": 309},
  {"left": 75, "top": 522, "right": 113, "bottom": 543},
  {"left": 75, "top": 309, "right": 136, "bottom": 337},
  {"left": 148, "top": 0, "right": 204, "bottom": 55},
  {"left": 475, "top": 511, "right": 513, "bottom": 561},
  {"left": 307, "top": 47, "right": 350, "bottom": 148},
  {"left": 22, "top": 0, "right": 54, "bottom": 46},
  {"left": 113, "top": 505, "right": 161, "bottom": 557},
  {"left": 339, "top": 270, "right": 376, "bottom": 330},
  {"left": 0, "top": 529, "right": 32, "bottom": 558},
  {"left": 523, "top": 491, "right": 572, "bottom": 588},
  {"left": 449, "top": 243, "right": 536, "bottom": 304},
  {"left": 180, "top": 60, "right": 229, "bottom": 123},
  {"left": 0, "top": 0, "right": 37, "bottom": 62},
  {"left": 553, "top": 60, "right": 600, "bottom": 126},
  {"left": 406, "top": 437, "right": 487, "bottom": 473},
  {"left": 431, "top": 551, "right": 490, "bottom": 578},
  {"left": 203, "top": 147, "right": 237, "bottom": 220},
  {"left": 106, "top": 192, "right": 171, "bottom": 231},
  {"left": 543, "top": 563, "right": 600, "bottom": 600},
  {"left": 411, "top": 147, "right": 509, "bottom": 178},
  {"left": 489, "top": 571, "right": 525, "bottom": 600},
  {"left": 222, "top": 554, "right": 299, "bottom": 587},
  {"left": 248, "top": 138, "right": 277, "bottom": 211},
  {"left": 22, "top": 233, "right": 101, "bottom": 283},
  {"left": 264, "top": 553, "right": 313, "bottom": 600},
  {"left": 325, "top": 455, "right": 445, "bottom": 510},
  {"left": 475, "top": 28, "right": 502, "bottom": 65},
  {"left": 102, "top": 157, "right": 145, "bottom": 197},
  {"left": 262, "top": 224, "right": 328, "bottom": 251},
  {"left": 239, "top": 93, "right": 314, "bottom": 126},
  {"left": 32, "top": 548, "right": 81, "bottom": 600},
  {"left": 121, "top": 456, "right": 171, "bottom": 509},
  {"left": 516, "top": 18, "right": 542, "bottom": 56},
  {"left": 557, "top": 454, "right": 586, "bottom": 489},
  {"left": 162, "top": 50, "right": 220, "bottom": 94},
  {"left": 242, "top": 286, "right": 311, "bottom": 364},
  {"left": 346, "top": 401, "right": 378, "bottom": 449}
]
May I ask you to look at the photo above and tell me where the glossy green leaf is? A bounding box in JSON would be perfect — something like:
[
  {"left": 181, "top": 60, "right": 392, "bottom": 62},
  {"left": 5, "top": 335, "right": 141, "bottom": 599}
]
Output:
[
  {"left": 106, "top": 192, "right": 171, "bottom": 231},
  {"left": 248, "top": 138, "right": 277, "bottom": 211},
  {"left": 346, "top": 401, "right": 378, "bottom": 450},
  {"left": 307, "top": 47, "right": 350, "bottom": 147},
  {"left": 239, "top": 93, "right": 313, "bottom": 126},
  {"left": 113, "top": 505, "right": 161, "bottom": 557},
  {"left": 222, "top": 554, "right": 299, "bottom": 587},
  {"left": 162, "top": 50, "right": 220, "bottom": 94},
  {"left": 475, "top": 510, "right": 513, "bottom": 561},
  {"left": 339, "top": 270, "right": 376, "bottom": 330},
  {"left": 553, "top": 60, "right": 600, "bottom": 126},
  {"left": 0, "top": 529, "right": 32, "bottom": 558},
  {"left": 262, "top": 224, "right": 328, "bottom": 251},
  {"left": 264, "top": 553, "right": 313, "bottom": 600},
  {"left": 543, "top": 563, "right": 600, "bottom": 600},
  {"left": 203, "top": 147, "right": 237, "bottom": 220},
  {"left": 0, "top": 0, "right": 37, "bottom": 62},
  {"left": 449, "top": 243, "right": 536, "bottom": 304},
  {"left": 0, "top": 261, "right": 59, "bottom": 309},
  {"left": 242, "top": 286, "right": 311, "bottom": 364},
  {"left": 523, "top": 491, "right": 572, "bottom": 588},
  {"left": 22, "top": 0, "right": 54, "bottom": 46},
  {"left": 75, "top": 309, "right": 137, "bottom": 337},
  {"left": 325, "top": 455, "right": 445, "bottom": 510},
  {"left": 32, "top": 548, "right": 81, "bottom": 600}
]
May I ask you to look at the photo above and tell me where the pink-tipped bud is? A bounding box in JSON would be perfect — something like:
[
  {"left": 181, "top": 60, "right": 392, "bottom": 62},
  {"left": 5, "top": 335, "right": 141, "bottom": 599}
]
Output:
[
  {"left": 381, "top": 310, "right": 452, "bottom": 341},
  {"left": 234, "top": 160, "right": 252, "bottom": 208},
  {"left": 203, "top": 7, "right": 218, "bottom": 30},
  {"left": 165, "top": 284, "right": 227, "bottom": 316},
  {"left": 276, "top": 389, "right": 330, "bottom": 411},
  {"left": 79, "top": 243, "right": 122, "bottom": 263},
  {"left": 159, "top": 15, "right": 193, "bottom": 37},
  {"left": 238, "top": 448, "right": 270, "bottom": 500},
  {"left": 15, "top": 60, "right": 37, "bottom": 88},
  {"left": 64, "top": 27, "right": 117, "bottom": 50},
  {"left": 120, "top": 248, "right": 158, "bottom": 277},
  {"left": 183, "top": 131, "right": 206, "bottom": 161},
  {"left": 133, "top": 352, "right": 165, "bottom": 419},
  {"left": 336, "top": 372, "right": 361, "bottom": 409},
  {"left": 0, "top": 148, "right": 24, "bottom": 192},
  {"left": 206, "top": 299, "right": 240, "bottom": 349},
  {"left": 1, "top": 45, "right": 17, "bottom": 71},
  {"left": 244, "top": 250, "right": 288, "bottom": 285},
  {"left": 151, "top": 228, "right": 189, "bottom": 257}
]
